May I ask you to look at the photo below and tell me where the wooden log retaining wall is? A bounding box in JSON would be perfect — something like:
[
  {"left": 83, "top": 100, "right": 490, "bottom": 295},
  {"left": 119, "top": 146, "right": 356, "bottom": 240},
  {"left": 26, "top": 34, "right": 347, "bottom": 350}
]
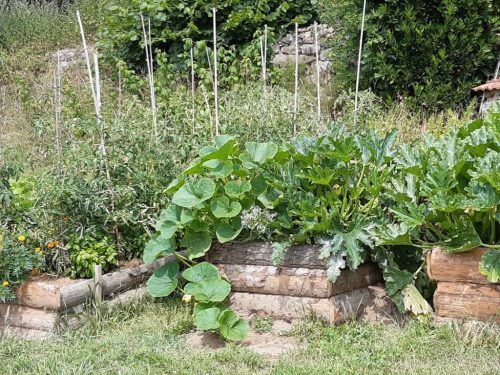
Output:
[{"left": 427, "top": 247, "right": 500, "bottom": 323}]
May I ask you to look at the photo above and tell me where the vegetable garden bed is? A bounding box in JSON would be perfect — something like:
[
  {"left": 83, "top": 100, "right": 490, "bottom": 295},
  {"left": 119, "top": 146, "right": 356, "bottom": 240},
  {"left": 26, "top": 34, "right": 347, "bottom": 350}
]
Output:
[
  {"left": 428, "top": 247, "right": 500, "bottom": 323},
  {"left": 0, "top": 256, "right": 170, "bottom": 338},
  {"left": 207, "top": 242, "right": 387, "bottom": 323}
]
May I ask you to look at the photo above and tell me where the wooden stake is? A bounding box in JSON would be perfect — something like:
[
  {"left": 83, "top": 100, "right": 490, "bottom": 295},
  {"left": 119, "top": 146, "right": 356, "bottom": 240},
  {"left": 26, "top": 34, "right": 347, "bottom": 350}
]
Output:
[
  {"left": 141, "top": 14, "right": 158, "bottom": 141},
  {"left": 354, "top": 0, "right": 367, "bottom": 127},
  {"left": 264, "top": 24, "right": 268, "bottom": 88},
  {"left": 212, "top": 8, "right": 219, "bottom": 136},
  {"left": 314, "top": 22, "right": 321, "bottom": 133},
  {"left": 54, "top": 51, "right": 62, "bottom": 171},
  {"left": 93, "top": 264, "right": 103, "bottom": 306},
  {"left": 494, "top": 58, "right": 500, "bottom": 80},
  {"left": 0, "top": 86, "right": 5, "bottom": 157},
  {"left": 292, "top": 22, "right": 299, "bottom": 136},
  {"left": 118, "top": 65, "right": 122, "bottom": 117},
  {"left": 190, "top": 47, "right": 196, "bottom": 133},
  {"left": 76, "top": 10, "right": 98, "bottom": 121},
  {"left": 260, "top": 36, "right": 265, "bottom": 92}
]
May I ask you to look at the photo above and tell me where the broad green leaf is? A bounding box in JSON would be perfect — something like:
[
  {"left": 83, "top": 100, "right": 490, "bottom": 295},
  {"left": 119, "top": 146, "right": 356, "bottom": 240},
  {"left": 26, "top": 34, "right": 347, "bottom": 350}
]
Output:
[
  {"left": 155, "top": 205, "right": 194, "bottom": 235},
  {"left": 215, "top": 218, "right": 242, "bottom": 243},
  {"left": 180, "top": 230, "right": 212, "bottom": 259},
  {"left": 200, "top": 136, "right": 236, "bottom": 161},
  {"left": 384, "top": 265, "right": 413, "bottom": 297},
  {"left": 172, "top": 178, "right": 216, "bottom": 208},
  {"left": 183, "top": 262, "right": 220, "bottom": 283},
  {"left": 440, "top": 220, "right": 482, "bottom": 253},
  {"left": 241, "top": 142, "right": 278, "bottom": 165},
  {"left": 143, "top": 236, "right": 176, "bottom": 264},
  {"left": 297, "top": 166, "right": 335, "bottom": 185},
  {"left": 147, "top": 262, "right": 179, "bottom": 297},
  {"left": 271, "top": 241, "right": 291, "bottom": 266},
  {"left": 165, "top": 176, "right": 185, "bottom": 194},
  {"left": 210, "top": 196, "right": 242, "bottom": 218},
  {"left": 250, "top": 174, "right": 267, "bottom": 195},
  {"left": 479, "top": 249, "right": 500, "bottom": 283},
  {"left": 218, "top": 309, "right": 249, "bottom": 341},
  {"left": 191, "top": 278, "right": 231, "bottom": 302},
  {"left": 194, "top": 307, "right": 221, "bottom": 330},
  {"left": 258, "top": 188, "right": 283, "bottom": 209},
  {"left": 224, "top": 180, "right": 252, "bottom": 198},
  {"left": 389, "top": 203, "right": 426, "bottom": 228}
]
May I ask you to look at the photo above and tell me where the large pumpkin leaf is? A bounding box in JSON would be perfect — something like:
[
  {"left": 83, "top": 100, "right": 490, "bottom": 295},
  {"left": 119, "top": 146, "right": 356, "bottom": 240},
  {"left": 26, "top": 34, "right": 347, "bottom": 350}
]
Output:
[
  {"left": 183, "top": 262, "right": 220, "bottom": 283},
  {"left": 143, "top": 236, "right": 176, "bottom": 264},
  {"left": 240, "top": 142, "right": 278, "bottom": 166},
  {"left": 218, "top": 309, "right": 248, "bottom": 341},
  {"left": 172, "top": 178, "right": 216, "bottom": 208},
  {"left": 210, "top": 196, "right": 242, "bottom": 218},
  {"left": 180, "top": 230, "right": 212, "bottom": 259},
  {"left": 190, "top": 278, "right": 231, "bottom": 302},
  {"left": 480, "top": 249, "right": 500, "bottom": 283},
  {"left": 194, "top": 306, "right": 221, "bottom": 330},
  {"left": 215, "top": 218, "right": 242, "bottom": 243},
  {"left": 147, "top": 262, "right": 179, "bottom": 297},
  {"left": 224, "top": 180, "right": 252, "bottom": 198}
]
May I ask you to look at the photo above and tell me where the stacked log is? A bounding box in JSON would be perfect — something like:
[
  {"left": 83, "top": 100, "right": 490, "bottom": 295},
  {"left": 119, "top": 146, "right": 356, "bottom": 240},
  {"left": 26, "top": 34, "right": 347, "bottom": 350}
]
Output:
[
  {"left": 0, "top": 256, "right": 171, "bottom": 338},
  {"left": 207, "top": 242, "right": 384, "bottom": 323},
  {"left": 427, "top": 247, "right": 500, "bottom": 323}
]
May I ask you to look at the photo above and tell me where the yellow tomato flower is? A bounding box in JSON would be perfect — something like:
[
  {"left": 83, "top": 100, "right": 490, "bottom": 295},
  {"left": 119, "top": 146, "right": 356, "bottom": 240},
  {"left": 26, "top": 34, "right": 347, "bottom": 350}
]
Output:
[
  {"left": 2, "top": 281, "right": 9, "bottom": 287},
  {"left": 34, "top": 247, "right": 42, "bottom": 253},
  {"left": 47, "top": 242, "right": 56, "bottom": 248},
  {"left": 182, "top": 294, "right": 193, "bottom": 303},
  {"left": 18, "top": 235, "right": 26, "bottom": 242}
]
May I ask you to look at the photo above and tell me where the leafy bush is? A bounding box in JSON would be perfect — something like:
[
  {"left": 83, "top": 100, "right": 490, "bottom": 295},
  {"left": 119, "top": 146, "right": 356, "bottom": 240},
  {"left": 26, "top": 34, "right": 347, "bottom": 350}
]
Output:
[
  {"left": 0, "top": 233, "right": 45, "bottom": 303},
  {"left": 68, "top": 235, "right": 117, "bottom": 279},
  {"left": 100, "top": 0, "right": 317, "bottom": 84},
  {"left": 319, "top": 0, "right": 500, "bottom": 110}
]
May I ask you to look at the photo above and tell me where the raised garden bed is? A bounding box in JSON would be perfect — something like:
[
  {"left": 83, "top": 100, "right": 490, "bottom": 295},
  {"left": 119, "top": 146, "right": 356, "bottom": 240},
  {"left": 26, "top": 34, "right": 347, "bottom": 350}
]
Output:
[
  {"left": 207, "top": 242, "right": 388, "bottom": 323},
  {"left": 428, "top": 247, "right": 500, "bottom": 323},
  {"left": 0, "top": 256, "right": 171, "bottom": 338}
]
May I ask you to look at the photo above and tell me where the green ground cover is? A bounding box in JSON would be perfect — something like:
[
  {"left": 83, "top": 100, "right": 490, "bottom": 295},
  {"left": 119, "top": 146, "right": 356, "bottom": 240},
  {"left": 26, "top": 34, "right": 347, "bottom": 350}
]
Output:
[{"left": 0, "top": 299, "right": 498, "bottom": 375}]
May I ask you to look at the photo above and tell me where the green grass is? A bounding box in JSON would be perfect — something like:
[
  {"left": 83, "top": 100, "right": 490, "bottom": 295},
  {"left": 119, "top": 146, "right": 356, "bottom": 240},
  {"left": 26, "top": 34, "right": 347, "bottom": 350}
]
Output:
[{"left": 1, "top": 299, "right": 498, "bottom": 375}]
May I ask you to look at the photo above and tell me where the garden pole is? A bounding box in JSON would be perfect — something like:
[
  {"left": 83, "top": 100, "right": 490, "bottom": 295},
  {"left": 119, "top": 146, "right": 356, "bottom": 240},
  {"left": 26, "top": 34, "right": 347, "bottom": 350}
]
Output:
[
  {"left": 260, "top": 36, "right": 265, "bottom": 93},
  {"left": 94, "top": 264, "right": 103, "bottom": 306},
  {"left": 76, "top": 11, "right": 98, "bottom": 121},
  {"left": 54, "top": 50, "right": 62, "bottom": 173},
  {"left": 141, "top": 15, "right": 158, "bottom": 141},
  {"left": 191, "top": 47, "right": 196, "bottom": 134},
  {"left": 264, "top": 24, "right": 268, "bottom": 92},
  {"left": 494, "top": 58, "right": 500, "bottom": 79},
  {"left": 213, "top": 8, "right": 220, "bottom": 136},
  {"left": 314, "top": 22, "right": 321, "bottom": 133},
  {"left": 118, "top": 65, "right": 122, "bottom": 117},
  {"left": 354, "top": 0, "right": 367, "bottom": 128},
  {"left": 293, "top": 22, "right": 299, "bottom": 136}
]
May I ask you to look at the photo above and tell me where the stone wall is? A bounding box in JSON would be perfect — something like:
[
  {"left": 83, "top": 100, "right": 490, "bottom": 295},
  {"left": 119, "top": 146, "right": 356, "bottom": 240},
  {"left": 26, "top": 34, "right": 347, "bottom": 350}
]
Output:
[{"left": 272, "top": 24, "right": 333, "bottom": 73}]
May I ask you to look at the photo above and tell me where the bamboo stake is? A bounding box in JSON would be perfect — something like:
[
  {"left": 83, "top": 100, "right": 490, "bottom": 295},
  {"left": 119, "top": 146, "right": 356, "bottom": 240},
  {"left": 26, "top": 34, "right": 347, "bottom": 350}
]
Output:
[
  {"left": 494, "top": 58, "right": 500, "bottom": 80},
  {"left": 206, "top": 47, "right": 213, "bottom": 81},
  {"left": 264, "top": 24, "right": 268, "bottom": 88},
  {"left": 190, "top": 47, "right": 196, "bottom": 133},
  {"left": 354, "top": 0, "right": 367, "bottom": 127},
  {"left": 314, "top": 22, "right": 321, "bottom": 133},
  {"left": 292, "top": 22, "right": 299, "bottom": 136},
  {"left": 76, "top": 10, "right": 98, "bottom": 120},
  {"left": 94, "top": 264, "right": 103, "bottom": 306},
  {"left": 118, "top": 65, "right": 122, "bottom": 117},
  {"left": 94, "top": 53, "right": 107, "bottom": 160},
  {"left": 54, "top": 50, "right": 62, "bottom": 171},
  {"left": 141, "top": 14, "right": 158, "bottom": 140},
  {"left": 212, "top": 7, "right": 219, "bottom": 136},
  {"left": 260, "top": 36, "right": 265, "bottom": 92}
]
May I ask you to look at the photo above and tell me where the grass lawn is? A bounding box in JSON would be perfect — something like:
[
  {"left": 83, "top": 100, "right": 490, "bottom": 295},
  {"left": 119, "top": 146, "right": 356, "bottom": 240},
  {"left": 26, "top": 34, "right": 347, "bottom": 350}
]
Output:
[{"left": 0, "top": 298, "right": 499, "bottom": 375}]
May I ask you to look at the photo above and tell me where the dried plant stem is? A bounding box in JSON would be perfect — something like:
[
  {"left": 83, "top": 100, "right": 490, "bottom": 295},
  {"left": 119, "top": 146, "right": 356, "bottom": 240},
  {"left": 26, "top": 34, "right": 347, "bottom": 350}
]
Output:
[
  {"left": 354, "top": 0, "right": 367, "bottom": 127},
  {"left": 0, "top": 86, "right": 6, "bottom": 158},
  {"left": 213, "top": 8, "right": 220, "bottom": 136},
  {"left": 292, "top": 22, "right": 299, "bottom": 136},
  {"left": 314, "top": 22, "right": 321, "bottom": 133},
  {"left": 118, "top": 65, "right": 123, "bottom": 117}
]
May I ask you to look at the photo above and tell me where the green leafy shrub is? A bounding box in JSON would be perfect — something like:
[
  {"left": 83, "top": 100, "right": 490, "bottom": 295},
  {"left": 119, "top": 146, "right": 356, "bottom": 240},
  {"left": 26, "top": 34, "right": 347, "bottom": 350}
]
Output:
[
  {"left": 68, "top": 235, "right": 118, "bottom": 279},
  {"left": 0, "top": 233, "right": 45, "bottom": 303},
  {"left": 319, "top": 0, "right": 500, "bottom": 110},
  {"left": 100, "top": 0, "right": 317, "bottom": 84}
]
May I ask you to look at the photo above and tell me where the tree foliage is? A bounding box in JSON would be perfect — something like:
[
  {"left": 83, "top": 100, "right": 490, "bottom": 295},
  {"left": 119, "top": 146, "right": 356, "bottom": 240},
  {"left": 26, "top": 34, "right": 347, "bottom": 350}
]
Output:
[{"left": 319, "top": 0, "right": 500, "bottom": 110}]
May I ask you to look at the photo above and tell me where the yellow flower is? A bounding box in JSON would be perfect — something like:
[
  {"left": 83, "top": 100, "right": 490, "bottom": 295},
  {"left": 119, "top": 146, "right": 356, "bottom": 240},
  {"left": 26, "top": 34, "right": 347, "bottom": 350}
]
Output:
[
  {"left": 47, "top": 242, "right": 56, "bottom": 248},
  {"left": 18, "top": 235, "right": 26, "bottom": 242},
  {"left": 182, "top": 294, "right": 193, "bottom": 303},
  {"left": 34, "top": 247, "right": 42, "bottom": 253},
  {"left": 2, "top": 281, "right": 9, "bottom": 287}
]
